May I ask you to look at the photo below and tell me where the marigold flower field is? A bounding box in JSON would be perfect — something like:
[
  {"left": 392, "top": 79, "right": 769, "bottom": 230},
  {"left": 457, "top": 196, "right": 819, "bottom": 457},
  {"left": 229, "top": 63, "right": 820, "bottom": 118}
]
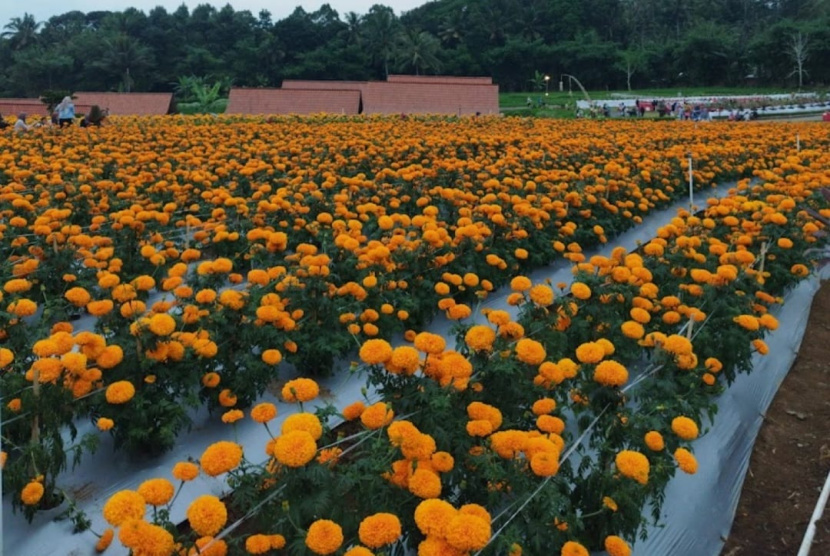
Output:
[{"left": 1, "top": 116, "right": 828, "bottom": 556}]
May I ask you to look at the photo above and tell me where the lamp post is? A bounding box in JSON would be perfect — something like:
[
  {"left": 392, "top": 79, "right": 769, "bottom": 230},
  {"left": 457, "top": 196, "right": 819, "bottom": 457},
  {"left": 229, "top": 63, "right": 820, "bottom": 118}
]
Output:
[{"left": 544, "top": 74, "right": 550, "bottom": 96}]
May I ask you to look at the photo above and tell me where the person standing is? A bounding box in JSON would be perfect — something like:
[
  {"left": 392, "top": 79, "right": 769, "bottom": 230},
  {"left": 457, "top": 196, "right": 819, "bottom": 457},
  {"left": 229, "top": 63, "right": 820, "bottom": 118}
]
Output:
[{"left": 57, "top": 96, "right": 76, "bottom": 127}]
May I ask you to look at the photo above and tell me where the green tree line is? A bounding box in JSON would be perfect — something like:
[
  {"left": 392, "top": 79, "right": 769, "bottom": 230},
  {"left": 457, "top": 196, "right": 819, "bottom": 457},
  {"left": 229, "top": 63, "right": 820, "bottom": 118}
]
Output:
[{"left": 1, "top": 0, "right": 828, "bottom": 98}]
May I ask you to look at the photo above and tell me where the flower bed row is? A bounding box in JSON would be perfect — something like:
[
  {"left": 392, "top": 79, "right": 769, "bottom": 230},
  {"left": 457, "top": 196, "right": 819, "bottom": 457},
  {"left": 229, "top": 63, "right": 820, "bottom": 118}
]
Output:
[
  {"left": 0, "top": 117, "right": 827, "bottom": 531},
  {"left": 83, "top": 153, "right": 830, "bottom": 555}
]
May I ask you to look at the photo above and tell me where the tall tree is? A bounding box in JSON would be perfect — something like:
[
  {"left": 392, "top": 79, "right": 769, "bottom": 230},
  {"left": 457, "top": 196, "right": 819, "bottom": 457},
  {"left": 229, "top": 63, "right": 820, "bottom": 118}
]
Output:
[
  {"left": 3, "top": 13, "right": 42, "bottom": 50},
  {"left": 93, "top": 33, "right": 154, "bottom": 92},
  {"left": 396, "top": 30, "right": 442, "bottom": 75},
  {"left": 363, "top": 5, "right": 401, "bottom": 78}
]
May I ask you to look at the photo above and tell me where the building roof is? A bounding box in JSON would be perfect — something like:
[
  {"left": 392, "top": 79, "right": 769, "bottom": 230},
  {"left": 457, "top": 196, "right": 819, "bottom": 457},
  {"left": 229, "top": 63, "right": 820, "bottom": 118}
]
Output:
[
  {"left": 72, "top": 92, "right": 173, "bottom": 115},
  {"left": 281, "top": 80, "right": 369, "bottom": 92},
  {"left": 386, "top": 75, "right": 493, "bottom": 85},
  {"left": 226, "top": 88, "right": 361, "bottom": 115},
  {"left": 0, "top": 98, "right": 49, "bottom": 117},
  {"left": 362, "top": 81, "right": 499, "bottom": 116}
]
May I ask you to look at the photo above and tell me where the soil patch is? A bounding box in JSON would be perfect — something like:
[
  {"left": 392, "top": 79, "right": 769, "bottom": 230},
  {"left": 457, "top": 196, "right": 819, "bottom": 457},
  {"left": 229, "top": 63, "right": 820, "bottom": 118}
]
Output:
[{"left": 721, "top": 279, "right": 830, "bottom": 556}]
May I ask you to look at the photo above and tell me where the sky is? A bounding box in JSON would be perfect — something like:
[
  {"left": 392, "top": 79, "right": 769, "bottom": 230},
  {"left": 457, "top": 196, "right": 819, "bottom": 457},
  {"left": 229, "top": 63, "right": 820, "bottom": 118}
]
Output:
[{"left": 1, "top": 1, "right": 428, "bottom": 28}]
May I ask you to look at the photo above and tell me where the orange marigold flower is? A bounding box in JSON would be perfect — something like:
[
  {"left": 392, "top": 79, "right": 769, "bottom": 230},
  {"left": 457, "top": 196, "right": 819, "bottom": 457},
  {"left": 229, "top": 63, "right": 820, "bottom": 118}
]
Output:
[
  {"left": 95, "top": 528, "right": 114, "bottom": 553},
  {"left": 593, "top": 360, "right": 629, "bottom": 387},
  {"left": 221, "top": 409, "right": 244, "bottom": 424},
  {"left": 187, "top": 495, "right": 227, "bottom": 536},
  {"left": 274, "top": 430, "right": 317, "bottom": 467},
  {"left": 561, "top": 541, "right": 589, "bottom": 556},
  {"left": 515, "top": 338, "right": 546, "bottom": 365},
  {"left": 615, "top": 450, "right": 650, "bottom": 485},
  {"left": 413, "top": 332, "right": 446, "bottom": 354},
  {"left": 103, "top": 490, "right": 145, "bottom": 526},
  {"left": 305, "top": 520, "right": 344, "bottom": 555},
  {"left": 674, "top": 447, "right": 698, "bottom": 474},
  {"left": 570, "top": 282, "right": 591, "bottom": 300},
  {"left": 671, "top": 416, "right": 699, "bottom": 440},
  {"left": 465, "top": 325, "right": 496, "bottom": 352},
  {"left": 86, "top": 299, "right": 113, "bottom": 316},
  {"left": 342, "top": 400, "right": 366, "bottom": 421},
  {"left": 200, "top": 441, "right": 243, "bottom": 476},
  {"left": 245, "top": 534, "right": 272, "bottom": 555},
  {"left": 147, "top": 313, "right": 176, "bottom": 336},
  {"left": 21, "top": 481, "right": 44, "bottom": 505},
  {"left": 359, "top": 339, "right": 393, "bottom": 365},
  {"left": 282, "top": 412, "right": 323, "bottom": 440},
  {"left": 387, "top": 345, "right": 421, "bottom": 375},
  {"left": 532, "top": 398, "right": 556, "bottom": 415},
  {"left": 510, "top": 276, "right": 532, "bottom": 292},
  {"left": 358, "top": 513, "right": 402, "bottom": 548},
  {"left": 662, "top": 334, "right": 692, "bottom": 356},
  {"left": 281, "top": 377, "right": 319, "bottom": 402},
  {"left": 604, "top": 535, "right": 632, "bottom": 556},
  {"left": 575, "top": 341, "right": 604, "bottom": 364},
  {"left": 261, "top": 349, "right": 282, "bottom": 365},
  {"left": 445, "top": 512, "right": 491, "bottom": 552},
  {"left": 202, "top": 372, "right": 221, "bottom": 388},
  {"left": 414, "top": 498, "right": 457, "bottom": 537},
  {"left": 408, "top": 468, "right": 442, "bottom": 498},
  {"left": 105, "top": 380, "right": 135, "bottom": 404},
  {"left": 172, "top": 461, "right": 199, "bottom": 482},
  {"left": 97, "top": 417, "right": 114, "bottom": 431},
  {"left": 732, "top": 314, "right": 760, "bottom": 331},
  {"left": 704, "top": 357, "right": 723, "bottom": 373},
  {"left": 466, "top": 419, "right": 494, "bottom": 437},
  {"left": 644, "top": 431, "right": 665, "bottom": 451},
  {"left": 250, "top": 402, "right": 277, "bottom": 423},
  {"left": 530, "top": 451, "right": 560, "bottom": 477},
  {"left": 361, "top": 402, "right": 394, "bottom": 429},
  {"left": 65, "top": 287, "right": 91, "bottom": 307},
  {"left": 529, "top": 284, "right": 554, "bottom": 306},
  {"left": 189, "top": 536, "right": 227, "bottom": 556},
  {"left": 137, "top": 478, "right": 175, "bottom": 506}
]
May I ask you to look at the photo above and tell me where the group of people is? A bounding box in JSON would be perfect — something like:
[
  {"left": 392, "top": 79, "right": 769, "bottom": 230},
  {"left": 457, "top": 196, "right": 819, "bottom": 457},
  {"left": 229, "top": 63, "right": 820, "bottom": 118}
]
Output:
[{"left": 1, "top": 97, "right": 108, "bottom": 133}]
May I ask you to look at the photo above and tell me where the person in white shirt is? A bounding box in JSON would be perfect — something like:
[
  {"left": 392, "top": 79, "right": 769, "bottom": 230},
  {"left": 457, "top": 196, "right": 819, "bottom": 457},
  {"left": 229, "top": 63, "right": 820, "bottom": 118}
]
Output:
[{"left": 13, "top": 113, "right": 30, "bottom": 133}]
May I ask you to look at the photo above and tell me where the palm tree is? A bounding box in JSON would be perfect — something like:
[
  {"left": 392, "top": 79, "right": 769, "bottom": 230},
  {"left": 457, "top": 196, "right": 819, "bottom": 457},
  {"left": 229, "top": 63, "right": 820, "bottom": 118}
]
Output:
[
  {"left": 2, "top": 13, "right": 42, "bottom": 50},
  {"left": 362, "top": 5, "right": 400, "bottom": 78},
  {"left": 342, "top": 11, "right": 363, "bottom": 46},
  {"left": 396, "top": 30, "right": 442, "bottom": 75},
  {"left": 95, "top": 34, "right": 153, "bottom": 92},
  {"left": 438, "top": 6, "right": 468, "bottom": 47}
]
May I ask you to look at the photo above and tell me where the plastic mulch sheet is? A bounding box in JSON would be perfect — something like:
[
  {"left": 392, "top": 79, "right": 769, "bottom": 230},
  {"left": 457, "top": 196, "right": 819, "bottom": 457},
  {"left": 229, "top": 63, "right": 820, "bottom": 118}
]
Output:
[{"left": 2, "top": 181, "right": 820, "bottom": 556}]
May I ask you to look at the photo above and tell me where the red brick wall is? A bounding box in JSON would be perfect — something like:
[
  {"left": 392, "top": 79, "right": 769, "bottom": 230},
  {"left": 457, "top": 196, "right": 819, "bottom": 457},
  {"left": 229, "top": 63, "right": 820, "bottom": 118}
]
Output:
[
  {"left": 72, "top": 93, "right": 173, "bottom": 115},
  {"left": 0, "top": 99, "right": 49, "bottom": 117},
  {"left": 226, "top": 88, "right": 361, "bottom": 115},
  {"left": 362, "top": 82, "right": 499, "bottom": 115}
]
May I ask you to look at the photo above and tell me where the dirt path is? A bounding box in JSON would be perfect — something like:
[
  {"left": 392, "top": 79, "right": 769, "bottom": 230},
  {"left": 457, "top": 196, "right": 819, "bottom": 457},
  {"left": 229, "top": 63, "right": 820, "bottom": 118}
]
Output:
[{"left": 721, "top": 279, "right": 830, "bottom": 556}]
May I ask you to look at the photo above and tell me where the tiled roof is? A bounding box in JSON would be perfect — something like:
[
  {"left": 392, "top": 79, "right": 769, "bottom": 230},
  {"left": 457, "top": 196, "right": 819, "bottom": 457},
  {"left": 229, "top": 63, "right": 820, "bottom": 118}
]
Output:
[
  {"left": 72, "top": 92, "right": 173, "bottom": 115},
  {"left": 386, "top": 75, "right": 493, "bottom": 85},
  {"left": 226, "top": 88, "right": 361, "bottom": 115},
  {"left": 362, "top": 81, "right": 499, "bottom": 116},
  {"left": 0, "top": 98, "right": 49, "bottom": 117}
]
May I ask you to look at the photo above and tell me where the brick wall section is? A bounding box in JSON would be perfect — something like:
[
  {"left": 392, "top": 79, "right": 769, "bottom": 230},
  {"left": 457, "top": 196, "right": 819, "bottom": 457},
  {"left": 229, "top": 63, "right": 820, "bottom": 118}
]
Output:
[
  {"left": 72, "top": 93, "right": 173, "bottom": 115},
  {"left": 362, "top": 82, "right": 499, "bottom": 115},
  {"left": 226, "top": 88, "right": 361, "bottom": 115},
  {"left": 0, "top": 99, "right": 49, "bottom": 117},
  {"left": 386, "top": 75, "right": 493, "bottom": 85}
]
